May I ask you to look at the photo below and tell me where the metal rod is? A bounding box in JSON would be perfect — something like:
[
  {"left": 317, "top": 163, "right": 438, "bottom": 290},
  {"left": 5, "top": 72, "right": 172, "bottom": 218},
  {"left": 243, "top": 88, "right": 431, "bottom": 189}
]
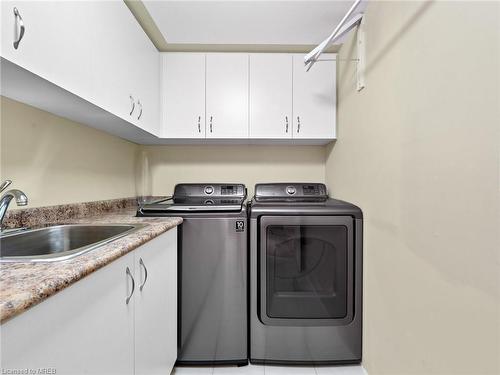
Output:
[{"left": 315, "top": 58, "right": 360, "bottom": 62}]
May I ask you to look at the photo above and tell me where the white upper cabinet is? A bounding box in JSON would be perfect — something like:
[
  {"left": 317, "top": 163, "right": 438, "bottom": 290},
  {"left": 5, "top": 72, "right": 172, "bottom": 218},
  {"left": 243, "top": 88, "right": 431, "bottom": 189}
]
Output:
[
  {"left": 1, "top": 1, "right": 50, "bottom": 73},
  {"left": 1, "top": 1, "right": 94, "bottom": 100},
  {"left": 160, "top": 52, "right": 336, "bottom": 143},
  {"left": 206, "top": 53, "right": 249, "bottom": 138},
  {"left": 2, "top": 2, "right": 336, "bottom": 145},
  {"left": 292, "top": 53, "right": 336, "bottom": 139},
  {"left": 91, "top": 1, "right": 136, "bottom": 125},
  {"left": 91, "top": 0, "right": 160, "bottom": 136},
  {"left": 162, "top": 53, "right": 206, "bottom": 138},
  {"left": 249, "top": 54, "right": 293, "bottom": 138},
  {"left": 133, "top": 40, "right": 160, "bottom": 136},
  {"left": 1, "top": 0, "right": 160, "bottom": 137}
]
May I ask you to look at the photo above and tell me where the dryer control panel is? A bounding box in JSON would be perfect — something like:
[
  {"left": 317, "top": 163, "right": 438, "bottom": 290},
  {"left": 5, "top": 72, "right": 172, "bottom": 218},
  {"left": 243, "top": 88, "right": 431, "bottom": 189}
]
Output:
[{"left": 254, "top": 183, "right": 328, "bottom": 202}]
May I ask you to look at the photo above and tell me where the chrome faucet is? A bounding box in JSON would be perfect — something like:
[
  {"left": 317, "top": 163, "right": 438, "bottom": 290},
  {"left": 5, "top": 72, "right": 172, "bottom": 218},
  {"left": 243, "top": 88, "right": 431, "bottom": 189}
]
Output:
[{"left": 0, "top": 180, "right": 28, "bottom": 230}]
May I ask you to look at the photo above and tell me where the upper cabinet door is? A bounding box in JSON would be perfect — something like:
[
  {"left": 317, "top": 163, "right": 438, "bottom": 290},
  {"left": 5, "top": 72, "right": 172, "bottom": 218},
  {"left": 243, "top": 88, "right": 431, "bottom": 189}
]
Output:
[
  {"left": 206, "top": 53, "right": 248, "bottom": 139},
  {"left": 90, "top": 0, "right": 137, "bottom": 123},
  {"left": 91, "top": 0, "right": 161, "bottom": 135},
  {"left": 1, "top": 0, "right": 160, "bottom": 137},
  {"left": 162, "top": 53, "right": 206, "bottom": 138},
  {"left": 1, "top": 1, "right": 93, "bottom": 100},
  {"left": 292, "top": 53, "right": 336, "bottom": 139},
  {"left": 249, "top": 54, "right": 292, "bottom": 139},
  {"left": 128, "top": 20, "right": 160, "bottom": 136},
  {"left": 1, "top": 1, "right": 50, "bottom": 73}
]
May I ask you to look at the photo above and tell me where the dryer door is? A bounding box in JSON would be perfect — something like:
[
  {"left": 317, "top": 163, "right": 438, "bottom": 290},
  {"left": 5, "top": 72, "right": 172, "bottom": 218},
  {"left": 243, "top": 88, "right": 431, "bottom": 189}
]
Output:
[{"left": 259, "top": 216, "right": 354, "bottom": 326}]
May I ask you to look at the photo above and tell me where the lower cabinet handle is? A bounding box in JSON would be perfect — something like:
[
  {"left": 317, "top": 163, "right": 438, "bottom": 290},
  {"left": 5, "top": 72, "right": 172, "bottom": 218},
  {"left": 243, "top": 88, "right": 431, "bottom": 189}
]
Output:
[
  {"left": 197, "top": 116, "right": 201, "bottom": 133},
  {"left": 139, "top": 257, "right": 148, "bottom": 291},
  {"left": 285, "top": 116, "right": 289, "bottom": 133},
  {"left": 129, "top": 95, "right": 135, "bottom": 116},
  {"left": 209, "top": 116, "right": 213, "bottom": 133},
  {"left": 297, "top": 116, "right": 301, "bottom": 133},
  {"left": 137, "top": 100, "right": 142, "bottom": 120},
  {"left": 126, "top": 266, "right": 135, "bottom": 304},
  {"left": 13, "top": 7, "right": 25, "bottom": 50}
]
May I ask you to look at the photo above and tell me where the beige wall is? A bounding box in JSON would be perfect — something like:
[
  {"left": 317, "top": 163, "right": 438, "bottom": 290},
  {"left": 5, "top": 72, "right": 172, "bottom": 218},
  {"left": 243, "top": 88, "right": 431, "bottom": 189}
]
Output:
[
  {"left": 326, "top": 1, "right": 499, "bottom": 374},
  {"left": 0, "top": 97, "right": 139, "bottom": 208},
  {"left": 141, "top": 145, "right": 325, "bottom": 198},
  {"left": 0, "top": 96, "right": 325, "bottom": 207}
]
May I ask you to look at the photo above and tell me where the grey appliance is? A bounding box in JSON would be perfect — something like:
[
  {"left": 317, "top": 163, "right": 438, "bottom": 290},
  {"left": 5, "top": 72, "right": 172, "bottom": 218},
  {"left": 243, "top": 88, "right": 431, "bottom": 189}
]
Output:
[
  {"left": 138, "top": 183, "right": 248, "bottom": 366},
  {"left": 249, "top": 183, "right": 363, "bottom": 365}
]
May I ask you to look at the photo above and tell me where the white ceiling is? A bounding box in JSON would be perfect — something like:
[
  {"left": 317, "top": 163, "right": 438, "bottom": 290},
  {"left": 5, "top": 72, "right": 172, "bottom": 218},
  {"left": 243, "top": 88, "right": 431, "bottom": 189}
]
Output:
[{"left": 143, "top": 1, "right": 366, "bottom": 46}]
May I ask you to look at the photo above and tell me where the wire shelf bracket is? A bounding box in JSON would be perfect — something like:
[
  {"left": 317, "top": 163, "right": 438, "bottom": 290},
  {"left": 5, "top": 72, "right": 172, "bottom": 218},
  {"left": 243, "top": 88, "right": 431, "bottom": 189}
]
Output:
[{"left": 355, "top": 19, "right": 366, "bottom": 91}]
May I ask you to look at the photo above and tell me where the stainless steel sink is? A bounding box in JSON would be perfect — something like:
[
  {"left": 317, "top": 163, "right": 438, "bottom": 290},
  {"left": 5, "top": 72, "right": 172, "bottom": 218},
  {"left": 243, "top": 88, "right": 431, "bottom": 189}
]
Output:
[{"left": 0, "top": 224, "right": 146, "bottom": 262}]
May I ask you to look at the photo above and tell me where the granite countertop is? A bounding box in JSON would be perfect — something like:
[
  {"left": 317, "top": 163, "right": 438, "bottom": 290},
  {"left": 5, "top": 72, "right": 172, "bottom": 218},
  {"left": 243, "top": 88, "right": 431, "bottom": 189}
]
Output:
[{"left": 0, "top": 203, "right": 182, "bottom": 324}]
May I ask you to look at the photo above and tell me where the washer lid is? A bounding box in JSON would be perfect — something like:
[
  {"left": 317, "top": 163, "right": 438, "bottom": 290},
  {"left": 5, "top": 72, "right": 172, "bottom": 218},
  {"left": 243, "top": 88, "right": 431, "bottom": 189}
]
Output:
[
  {"left": 140, "top": 196, "right": 245, "bottom": 212},
  {"left": 139, "top": 183, "right": 247, "bottom": 215},
  {"left": 254, "top": 183, "right": 328, "bottom": 202}
]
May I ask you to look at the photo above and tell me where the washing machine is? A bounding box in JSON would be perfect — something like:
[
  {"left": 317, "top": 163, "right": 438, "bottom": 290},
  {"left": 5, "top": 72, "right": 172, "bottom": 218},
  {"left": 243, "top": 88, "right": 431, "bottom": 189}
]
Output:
[
  {"left": 138, "top": 183, "right": 248, "bottom": 366},
  {"left": 248, "top": 183, "right": 363, "bottom": 365}
]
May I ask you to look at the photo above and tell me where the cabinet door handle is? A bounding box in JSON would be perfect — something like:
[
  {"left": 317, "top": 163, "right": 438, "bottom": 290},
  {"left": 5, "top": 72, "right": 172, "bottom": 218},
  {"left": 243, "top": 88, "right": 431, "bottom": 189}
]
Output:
[
  {"left": 285, "top": 116, "right": 289, "bottom": 133},
  {"left": 297, "top": 116, "right": 301, "bottom": 133},
  {"left": 137, "top": 100, "right": 142, "bottom": 120},
  {"left": 125, "top": 266, "right": 135, "bottom": 304},
  {"left": 13, "top": 7, "right": 25, "bottom": 50},
  {"left": 139, "top": 257, "right": 148, "bottom": 291},
  {"left": 129, "top": 95, "right": 135, "bottom": 116},
  {"left": 197, "top": 116, "right": 201, "bottom": 133},
  {"left": 209, "top": 116, "right": 213, "bottom": 133}
]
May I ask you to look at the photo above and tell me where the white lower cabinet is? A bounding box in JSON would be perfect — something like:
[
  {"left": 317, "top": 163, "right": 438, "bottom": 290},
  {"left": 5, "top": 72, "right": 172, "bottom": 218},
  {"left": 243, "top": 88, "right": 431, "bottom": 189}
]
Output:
[
  {"left": 0, "top": 228, "right": 178, "bottom": 375},
  {"left": 0, "top": 250, "right": 136, "bottom": 375},
  {"left": 135, "top": 229, "right": 177, "bottom": 375}
]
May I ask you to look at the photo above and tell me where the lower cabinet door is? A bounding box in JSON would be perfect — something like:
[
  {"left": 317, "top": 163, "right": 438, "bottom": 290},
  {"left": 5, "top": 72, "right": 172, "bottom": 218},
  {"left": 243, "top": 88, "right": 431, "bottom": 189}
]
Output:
[
  {"left": 0, "top": 251, "right": 135, "bottom": 375},
  {"left": 135, "top": 228, "right": 178, "bottom": 375}
]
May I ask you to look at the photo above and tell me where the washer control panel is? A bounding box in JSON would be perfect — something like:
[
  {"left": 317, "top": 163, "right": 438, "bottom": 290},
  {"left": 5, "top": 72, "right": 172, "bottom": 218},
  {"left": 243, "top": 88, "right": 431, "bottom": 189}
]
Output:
[
  {"left": 255, "top": 183, "right": 328, "bottom": 201},
  {"left": 174, "top": 183, "right": 246, "bottom": 198}
]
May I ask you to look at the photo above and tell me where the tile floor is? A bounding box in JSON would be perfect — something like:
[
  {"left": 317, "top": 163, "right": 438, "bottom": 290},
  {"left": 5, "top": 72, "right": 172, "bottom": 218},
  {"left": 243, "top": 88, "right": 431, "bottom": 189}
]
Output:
[{"left": 173, "top": 364, "right": 366, "bottom": 375}]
